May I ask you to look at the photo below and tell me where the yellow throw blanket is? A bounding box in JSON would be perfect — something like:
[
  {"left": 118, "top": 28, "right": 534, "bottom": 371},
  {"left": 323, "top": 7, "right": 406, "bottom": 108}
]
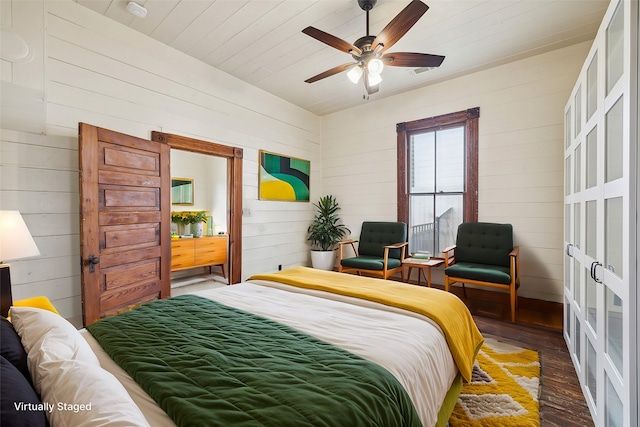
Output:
[{"left": 249, "top": 267, "right": 484, "bottom": 383}]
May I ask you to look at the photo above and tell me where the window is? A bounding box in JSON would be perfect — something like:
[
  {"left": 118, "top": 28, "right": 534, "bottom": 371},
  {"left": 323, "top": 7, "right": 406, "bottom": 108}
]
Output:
[{"left": 397, "top": 108, "right": 479, "bottom": 254}]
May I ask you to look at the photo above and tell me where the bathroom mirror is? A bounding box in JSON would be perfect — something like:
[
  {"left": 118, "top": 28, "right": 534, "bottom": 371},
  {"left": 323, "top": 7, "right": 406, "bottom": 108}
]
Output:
[{"left": 171, "top": 178, "right": 194, "bottom": 205}]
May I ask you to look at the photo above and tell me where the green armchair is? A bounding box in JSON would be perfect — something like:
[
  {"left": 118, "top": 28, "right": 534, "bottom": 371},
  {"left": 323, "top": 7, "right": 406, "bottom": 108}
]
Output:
[
  {"left": 338, "top": 221, "right": 408, "bottom": 280},
  {"left": 443, "top": 222, "right": 520, "bottom": 322}
]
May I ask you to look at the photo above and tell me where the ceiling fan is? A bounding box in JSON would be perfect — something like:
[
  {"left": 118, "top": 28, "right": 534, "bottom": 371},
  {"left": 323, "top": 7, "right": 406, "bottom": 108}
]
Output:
[{"left": 302, "top": 0, "right": 445, "bottom": 95}]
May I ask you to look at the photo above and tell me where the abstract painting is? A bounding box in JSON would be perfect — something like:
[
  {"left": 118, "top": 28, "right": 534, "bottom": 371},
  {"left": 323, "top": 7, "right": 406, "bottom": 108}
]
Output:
[{"left": 259, "top": 150, "right": 310, "bottom": 201}]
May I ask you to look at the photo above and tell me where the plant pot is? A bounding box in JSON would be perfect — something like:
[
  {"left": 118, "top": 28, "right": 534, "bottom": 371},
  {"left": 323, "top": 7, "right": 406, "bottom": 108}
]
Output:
[
  {"left": 170, "top": 222, "right": 179, "bottom": 235},
  {"left": 191, "top": 222, "right": 204, "bottom": 238},
  {"left": 310, "top": 250, "right": 336, "bottom": 271},
  {"left": 178, "top": 223, "right": 190, "bottom": 236}
]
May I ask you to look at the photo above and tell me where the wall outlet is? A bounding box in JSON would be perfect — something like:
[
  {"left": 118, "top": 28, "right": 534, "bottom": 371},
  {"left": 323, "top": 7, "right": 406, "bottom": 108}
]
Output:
[{"left": 278, "top": 264, "right": 282, "bottom": 271}]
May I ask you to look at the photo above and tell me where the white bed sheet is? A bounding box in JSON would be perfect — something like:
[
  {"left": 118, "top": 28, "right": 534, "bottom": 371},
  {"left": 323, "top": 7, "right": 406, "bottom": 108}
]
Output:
[{"left": 81, "top": 280, "right": 457, "bottom": 427}]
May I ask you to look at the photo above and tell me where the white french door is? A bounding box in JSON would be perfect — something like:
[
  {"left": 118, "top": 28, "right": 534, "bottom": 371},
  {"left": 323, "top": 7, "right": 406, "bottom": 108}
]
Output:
[{"left": 563, "top": 0, "right": 638, "bottom": 426}]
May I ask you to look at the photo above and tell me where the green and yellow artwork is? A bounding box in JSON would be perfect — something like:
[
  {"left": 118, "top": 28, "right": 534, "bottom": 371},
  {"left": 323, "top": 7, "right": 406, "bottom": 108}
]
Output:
[{"left": 259, "top": 150, "right": 310, "bottom": 201}]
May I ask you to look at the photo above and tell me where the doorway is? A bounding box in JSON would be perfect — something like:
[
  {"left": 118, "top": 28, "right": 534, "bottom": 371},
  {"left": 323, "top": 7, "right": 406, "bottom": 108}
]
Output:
[
  {"left": 151, "top": 131, "right": 243, "bottom": 286},
  {"left": 169, "top": 149, "right": 228, "bottom": 287}
]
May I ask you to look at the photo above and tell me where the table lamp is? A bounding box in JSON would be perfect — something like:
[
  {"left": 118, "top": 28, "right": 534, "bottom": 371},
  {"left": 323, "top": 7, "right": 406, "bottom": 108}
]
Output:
[{"left": 0, "top": 210, "right": 40, "bottom": 317}]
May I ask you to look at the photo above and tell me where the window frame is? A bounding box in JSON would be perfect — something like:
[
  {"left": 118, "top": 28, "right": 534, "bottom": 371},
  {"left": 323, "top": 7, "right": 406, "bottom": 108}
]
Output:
[{"left": 397, "top": 107, "right": 479, "bottom": 231}]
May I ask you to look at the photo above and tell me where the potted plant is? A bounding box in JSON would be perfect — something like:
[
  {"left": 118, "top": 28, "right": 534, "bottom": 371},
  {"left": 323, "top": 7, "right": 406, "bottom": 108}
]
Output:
[
  {"left": 171, "top": 211, "right": 208, "bottom": 237},
  {"left": 307, "top": 195, "right": 350, "bottom": 270}
]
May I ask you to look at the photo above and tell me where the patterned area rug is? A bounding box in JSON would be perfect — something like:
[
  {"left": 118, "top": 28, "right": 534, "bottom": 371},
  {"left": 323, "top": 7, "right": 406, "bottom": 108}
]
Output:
[{"left": 449, "top": 337, "right": 540, "bottom": 427}]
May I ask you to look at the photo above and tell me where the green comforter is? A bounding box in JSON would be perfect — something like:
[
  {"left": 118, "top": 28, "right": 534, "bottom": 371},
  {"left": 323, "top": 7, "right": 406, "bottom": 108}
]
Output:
[{"left": 87, "top": 295, "right": 421, "bottom": 427}]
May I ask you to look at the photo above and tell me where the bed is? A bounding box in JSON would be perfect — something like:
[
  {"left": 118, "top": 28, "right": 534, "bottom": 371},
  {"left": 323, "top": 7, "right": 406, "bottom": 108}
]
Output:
[{"left": 2, "top": 267, "right": 483, "bottom": 427}]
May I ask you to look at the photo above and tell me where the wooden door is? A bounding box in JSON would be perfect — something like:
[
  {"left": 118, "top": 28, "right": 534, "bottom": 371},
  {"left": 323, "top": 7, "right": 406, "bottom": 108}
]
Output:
[{"left": 79, "top": 123, "right": 171, "bottom": 326}]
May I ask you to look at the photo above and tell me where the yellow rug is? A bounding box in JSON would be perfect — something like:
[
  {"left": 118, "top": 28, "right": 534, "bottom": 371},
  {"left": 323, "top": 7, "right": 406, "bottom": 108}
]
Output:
[{"left": 449, "top": 337, "right": 540, "bottom": 427}]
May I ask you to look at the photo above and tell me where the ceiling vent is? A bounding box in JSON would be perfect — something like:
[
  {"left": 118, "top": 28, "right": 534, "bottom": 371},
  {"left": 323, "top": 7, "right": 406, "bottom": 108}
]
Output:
[{"left": 409, "top": 67, "right": 436, "bottom": 75}]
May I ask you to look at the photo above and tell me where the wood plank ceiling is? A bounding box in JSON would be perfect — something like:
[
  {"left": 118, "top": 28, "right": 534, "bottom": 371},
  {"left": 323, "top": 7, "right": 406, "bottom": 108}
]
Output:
[{"left": 74, "top": 0, "right": 609, "bottom": 116}]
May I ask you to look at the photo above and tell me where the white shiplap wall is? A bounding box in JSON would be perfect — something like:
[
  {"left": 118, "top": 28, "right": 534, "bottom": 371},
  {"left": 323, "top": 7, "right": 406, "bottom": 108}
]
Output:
[
  {"left": 321, "top": 42, "right": 593, "bottom": 303},
  {"left": 0, "top": 0, "right": 597, "bottom": 317},
  {"left": 0, "top": 0, "right": 321, "bottom": 319}
]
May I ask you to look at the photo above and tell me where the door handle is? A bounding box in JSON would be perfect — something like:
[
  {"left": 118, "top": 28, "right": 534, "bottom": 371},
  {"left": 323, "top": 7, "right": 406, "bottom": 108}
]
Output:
[
  {"left": 590, "top": 261, "right": 603, "bottom": 284},
  {"left": 88, "top": 255, "right": 100, "bottom": 273},
  {"left": 566, "top": 243, "right": 574, "bottom": 257}
]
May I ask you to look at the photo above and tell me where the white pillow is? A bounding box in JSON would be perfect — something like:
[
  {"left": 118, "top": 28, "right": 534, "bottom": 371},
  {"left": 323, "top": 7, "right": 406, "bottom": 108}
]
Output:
[
  {"left": 36, "top": 358, "right": 151, "bottom": 427},
  {"left": 12, "top": 307, "right": 151, "bottom": 426},
  {"left": 10, "top": 307, "right": 99, "bottom": 365}
]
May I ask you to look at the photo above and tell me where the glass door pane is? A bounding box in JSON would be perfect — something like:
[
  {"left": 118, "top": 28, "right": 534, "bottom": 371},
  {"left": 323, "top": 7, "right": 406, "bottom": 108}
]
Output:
[
  {"left": 575, "top": 315, "right": 582, "bottom": 360},
  {"left": 574, "top": 144, "right": 582, "bottom": 193},
  {"left": 606, "top": 2, "right": 624, "bottom": 93},
  {"left": 565, "top": 254, "right": 571, "bottom": 291},
  {"left": 606, "top": 97, "right": 624, "bottom": 182},
  {"left": 565, "top": 298, "right": 571, "bottom": 335},
  {"left": 565, "top": 204, "right": 571, "bottom": 242},
  {"left": 586, "top": 271, "right": 598, "bottom": 330},
  {"left": 565, "top": 156, "right": 572, "bottom": 196},
  {"left": 587, "top": 339, "right": 597, "bottom": 401},
  {"left": 565, "top": 108, "right": 572, "bottom": 149},
  {"left": 574, "top": 203, "right": 581, "bottom": 249},
  {"left": 606, "top": 375, "right": 623, "bottom": 427},
  {"left": 605, "top": 287, "right": 623, "bottom": 375},
  {"left": 605, "top": 197, "right": 623, "bottom": 278},
  {"left": 574, "top": 255, "right": 581, "bottom": 305},
  {"left": 586, "top": 127, "right": 598, "bottom": 189},
  {"left": 585, "top": 200, "right": 597, "bottom": 258},
  {"left": 587, "top": 53, "right": 598, "bottom": 119},
  {"left": 575, "top": 87, "right": 582, "bottom": 136}
]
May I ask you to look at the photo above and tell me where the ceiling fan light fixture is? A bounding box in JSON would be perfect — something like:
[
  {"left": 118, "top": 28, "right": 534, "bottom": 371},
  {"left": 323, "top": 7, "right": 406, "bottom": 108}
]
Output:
[
  {"left": 368, "top": 72, "right": 382, "bottom": 86},
  {"left": 347, "top": 65, "right": 363, "bottom": 84},
  {"left": 367, "top": 58, "right": 384, "bottom": 75}
]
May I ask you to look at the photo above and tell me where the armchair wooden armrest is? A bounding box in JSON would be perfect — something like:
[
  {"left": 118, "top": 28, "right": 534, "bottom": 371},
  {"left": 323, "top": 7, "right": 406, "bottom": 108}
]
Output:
[
  {"left": 338, "top": 239, "right": 359, "bottom": 260},
  {"left": 442, "top": 245, "right": 456, "bottom": 267},
  {"left": 382, "top": 242, "right": 408, "bottom": 264},
  {"left": 384, "top": 242, "right": 409, "bottom": 249},
  {"left": 338, "top": 239, "right": 358, "bottom": 246},
  {"left": 509, "top": 246, "right": 520, "bottom": 281}
]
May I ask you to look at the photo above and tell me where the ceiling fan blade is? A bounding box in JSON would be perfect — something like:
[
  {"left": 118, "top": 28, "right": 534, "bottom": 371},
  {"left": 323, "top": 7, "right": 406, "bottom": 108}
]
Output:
[
  {"left": 305, "top": 63, "right": 354, "bottom": 83},
  {"left": 302, "top": 27, "right": 362, "bottom": 55},
  {"left": 383, "top": 52, "right": 445, "bottom": 68},
  {"left": 371, "top": 0, "right": 429, "bottom": 53}
]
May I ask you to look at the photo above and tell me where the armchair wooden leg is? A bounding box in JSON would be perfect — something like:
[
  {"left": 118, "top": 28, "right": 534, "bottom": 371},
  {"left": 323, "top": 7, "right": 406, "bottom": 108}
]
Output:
[
  {"left": 461, "top": 283, "right": 467, "bottom": 298},
  {"left": 510, "top": 290, "right": 517, "bottom": 323}
]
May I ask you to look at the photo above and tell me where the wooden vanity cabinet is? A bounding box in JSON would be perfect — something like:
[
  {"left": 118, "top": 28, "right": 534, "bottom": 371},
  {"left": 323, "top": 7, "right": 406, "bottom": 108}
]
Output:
[{"left": 170, "top": 236, "right": 227, "bottom": 275}]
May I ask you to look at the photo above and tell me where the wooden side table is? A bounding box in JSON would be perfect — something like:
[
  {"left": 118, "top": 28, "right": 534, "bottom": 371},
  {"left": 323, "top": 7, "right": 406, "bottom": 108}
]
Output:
[{"left": 403, "top": 258, "right": 445, "bottom": 287}]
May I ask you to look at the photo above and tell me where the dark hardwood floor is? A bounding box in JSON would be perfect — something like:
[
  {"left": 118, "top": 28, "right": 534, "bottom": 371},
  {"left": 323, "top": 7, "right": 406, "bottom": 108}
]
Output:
[{"left": 441, "top": 284, "right": 594, "bottom": 427}]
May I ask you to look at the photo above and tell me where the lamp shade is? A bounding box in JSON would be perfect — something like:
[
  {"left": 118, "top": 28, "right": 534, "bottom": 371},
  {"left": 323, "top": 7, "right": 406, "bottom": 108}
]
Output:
[
  {"left": 0, "top": 211, "right": 40, "bottom": 262},
  {"left": 347, "top": 65, "right": 363, "bottom": 84},
  {"left": 368, "top": 73, "right": 382, "bottom": 86},
  {"left": 367, "top": 58, "right": 384, "bottom": 75}
]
